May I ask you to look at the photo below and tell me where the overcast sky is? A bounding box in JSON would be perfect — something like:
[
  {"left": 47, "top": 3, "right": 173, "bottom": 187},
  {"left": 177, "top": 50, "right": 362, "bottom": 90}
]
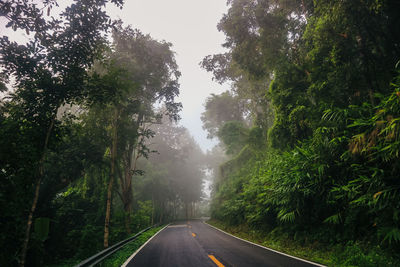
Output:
[
  {"left": 106, "top": 0, "right": 230, "bottom": 152},
  {"left": 1, "top": 0, "right": 230, "bottom": 152}
]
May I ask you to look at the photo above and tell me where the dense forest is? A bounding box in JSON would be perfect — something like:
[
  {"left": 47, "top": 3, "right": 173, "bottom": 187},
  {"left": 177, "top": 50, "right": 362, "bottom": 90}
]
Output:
[
  {"left": 201, "top": 0, "right": 400, "bottom": 265},
  {"left": 1, "top": 0, "right": 400, "bottom": 266},
  {"left": 0, "top": 1, "right": 207, "bottom": 266}
]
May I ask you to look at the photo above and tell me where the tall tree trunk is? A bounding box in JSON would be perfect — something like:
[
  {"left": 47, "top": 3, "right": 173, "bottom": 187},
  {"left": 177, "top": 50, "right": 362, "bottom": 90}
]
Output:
[
  {"left": 172, "top": 201, "right": 174, "bottom": 220},
  {"left": 104, "top": 109, "right": 118, "bottom": 248},
  {"left": 119, "top": 119, "right": 145, "bottom": 234},
  {"left": 151, "top": 192, "right": 155, "bottom": 225},
  {"left": 125, "top": 184, "right": 133, "bottom": 235},
  {"left": 159, "top": 203, "right": 163, "bottom": 224},
  {"left": 20, "top": 117, "right": 55, "bottom": 267},
  {"left": 120, "top": 142, "right": 141, "bottom": 233},
  {"left": 122, "top": 153, "right": 133, "bottom": 235},
  {"left": 124, "top": 200, "right": 132, "bottom": 235},
  {"left": 104, "top": 176, "right": 113, "bottom": 248},
  {"left": 185, "top": 202, "right": 188, "bottom": 220},
  {"left": 177, "top": 200, "right": 179, "bottom": 219}
]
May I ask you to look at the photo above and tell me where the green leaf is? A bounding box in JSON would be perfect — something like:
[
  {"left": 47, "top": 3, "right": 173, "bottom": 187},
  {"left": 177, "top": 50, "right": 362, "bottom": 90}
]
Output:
[
  {"left": 277, "top": 210, "right": 295, "bottom": 223},
  {"left": 380, "top": 227, "right": 400, "bottom": 244},
  {"left": 323, "top": 214, "right": 341, "bottom": 224}
]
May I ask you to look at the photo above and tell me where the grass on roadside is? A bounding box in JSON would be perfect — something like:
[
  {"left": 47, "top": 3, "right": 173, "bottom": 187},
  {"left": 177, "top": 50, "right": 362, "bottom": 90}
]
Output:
[
  {"left": 98, "top": 225, "right": 164, "bottom": 267},
  {"left": 207, "top": 220, "right": 400, "bottom": 267}
]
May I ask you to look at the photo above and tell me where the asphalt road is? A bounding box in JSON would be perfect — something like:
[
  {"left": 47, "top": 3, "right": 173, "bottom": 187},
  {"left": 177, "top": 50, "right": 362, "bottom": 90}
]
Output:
[{"left": 124, "top": 220, "right": 324, "bottom": 267}]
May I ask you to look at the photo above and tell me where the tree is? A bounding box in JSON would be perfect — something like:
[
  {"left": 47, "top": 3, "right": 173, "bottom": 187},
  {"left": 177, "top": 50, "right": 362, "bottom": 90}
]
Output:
[
  {"left": 217, "top": 121, "right": 249, "bottom": 155},
  {"left": 201, "top": 91, "right": 247, "bottom": 139},
  {"left": 111, "top": 25, "right": 181, "bottom": 235},
  {"left": 206, "top": 0, "right": 400, "bottom": 259},
  {"left": 0, "top": 0, "right": 123, "bottom": 265},
  {"left": 201, "top": 53, "right": 272, "bottom": 130},
  {"left": 86, "top": 23, "right": 181, "bottom": 244}
]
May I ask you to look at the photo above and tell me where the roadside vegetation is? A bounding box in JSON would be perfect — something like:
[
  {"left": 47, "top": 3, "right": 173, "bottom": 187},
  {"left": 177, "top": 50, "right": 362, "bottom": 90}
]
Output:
[
  {"left": 0, "top": 1, "right": 204, "bottom": 266},
  {"left": 202, "top": 1, "right": 400, "bottom": 266},
  {"left": 98, "top": 225, "right": 164, "bottom": 267},
  {"left": 208, "top": 220, "right": 400, "bottom": 266}
]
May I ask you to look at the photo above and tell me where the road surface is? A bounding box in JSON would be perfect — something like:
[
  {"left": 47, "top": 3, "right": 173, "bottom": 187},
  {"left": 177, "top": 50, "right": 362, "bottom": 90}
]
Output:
[{"left": 124, "top": 220, "right": 324, "bottom": 267}]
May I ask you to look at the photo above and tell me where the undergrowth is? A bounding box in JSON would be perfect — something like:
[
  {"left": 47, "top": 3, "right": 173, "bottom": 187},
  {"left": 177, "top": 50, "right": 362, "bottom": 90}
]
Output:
[
  {"left": 98, "top": 225, "right": 164, "bottom": 266},
  {"left": 208, "top": 220, "right": 400, "bottom": 267}
]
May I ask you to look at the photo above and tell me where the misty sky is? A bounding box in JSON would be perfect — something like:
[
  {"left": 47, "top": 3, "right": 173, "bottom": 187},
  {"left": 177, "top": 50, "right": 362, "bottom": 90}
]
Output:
[
  {"left": 0, "top": 0, "right": 230, "bottom": 152},
  {"left": 108, "top": 0, "right": 230, "bottom": 152}
]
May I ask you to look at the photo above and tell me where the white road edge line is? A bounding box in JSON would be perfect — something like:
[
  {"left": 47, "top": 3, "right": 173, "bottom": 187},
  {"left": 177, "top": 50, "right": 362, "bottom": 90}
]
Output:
[
  {"left": 121, "top": 224, "right": 170, "bottom": 267},
  {"left": 204, "top": 222, "right": 326, "bottom": 267}
]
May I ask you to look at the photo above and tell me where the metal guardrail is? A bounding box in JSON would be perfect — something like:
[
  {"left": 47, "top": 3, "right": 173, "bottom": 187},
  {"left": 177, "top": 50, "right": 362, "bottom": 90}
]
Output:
[{"left": 75, "top": 224, "right": 159, "bottom": 267}]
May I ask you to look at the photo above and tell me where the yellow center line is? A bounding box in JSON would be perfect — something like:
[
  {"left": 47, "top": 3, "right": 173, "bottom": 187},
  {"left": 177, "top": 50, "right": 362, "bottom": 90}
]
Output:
[
  {"left": 208, "top": 255, "right": 225, "bottom": 267},
  {"left": 191, "top": 232, "right": 196, "bottom": 237}
]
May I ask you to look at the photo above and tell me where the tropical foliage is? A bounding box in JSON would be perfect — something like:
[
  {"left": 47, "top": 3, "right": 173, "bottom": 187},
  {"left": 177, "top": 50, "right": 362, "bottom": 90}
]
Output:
[
  {"left": 203, "top": 0, "right": 400, "bottom": 264},
  {"left": 0, "top": 1, "right": 205, "bottom": 266}
]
